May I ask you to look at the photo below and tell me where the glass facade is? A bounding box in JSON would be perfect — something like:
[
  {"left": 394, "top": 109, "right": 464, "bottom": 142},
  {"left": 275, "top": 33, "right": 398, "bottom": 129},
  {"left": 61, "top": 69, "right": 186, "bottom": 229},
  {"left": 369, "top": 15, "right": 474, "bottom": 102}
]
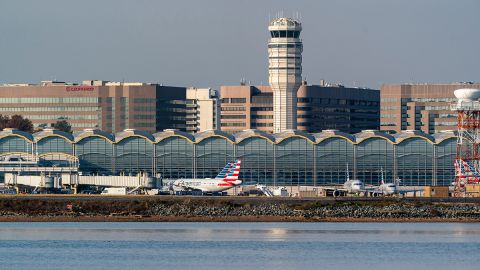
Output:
[
  {"left": 356, "top": 138, "right": 394, "bottom": 185},
  {"left": 396, "top": 138, "right": 434, "bottom": 186},
  {"left": 436, "top": 138, "right": 456, "bottom": 186},
  {"left": 0, "top": 97, "right": 99, "bottom": 103},
  {"left": 275, "top": 137, "right": 314, "bottom": 186},
  {"left": 0, "top": 136, "right": 32, "bottom": 154},
  {"left": 156, "top": 137, "right": 194, "bottom": 179},
  {"left": 236, "top": 137, "right": 274, "bottom": 185},
  {"left": 36, "top": 136, "right": 73, "bottom": 155},
  {"left": 115, "top": 137, "right": 153, "bottom": 175},
  {"left": 0, "top": 130, "right": 459, "bottom": 186},
  {"left": 195, "top": 137, "right": 234, "bottom": 179},
  {"left": 75, "top": 136, "right": 114, "bottom": 175},
  {"left": 316, "top": 137, "right": 354, "bottom": 185}
]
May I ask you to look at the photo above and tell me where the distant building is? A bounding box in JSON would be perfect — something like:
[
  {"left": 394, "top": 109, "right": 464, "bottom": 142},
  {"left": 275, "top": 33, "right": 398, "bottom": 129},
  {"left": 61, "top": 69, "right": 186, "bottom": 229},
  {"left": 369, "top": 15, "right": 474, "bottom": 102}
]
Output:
[
  {"left": 220, "top": 82, "right": 379, "bottom": 134},
  {"left": 0, "top": 80, "right": 187, "bottom": 133},
  {"left": 380, "top": 83, "right": 480, "bottom": 134},
  {"left": 186, "top": 87, "right": 220, "bottom": 133}
]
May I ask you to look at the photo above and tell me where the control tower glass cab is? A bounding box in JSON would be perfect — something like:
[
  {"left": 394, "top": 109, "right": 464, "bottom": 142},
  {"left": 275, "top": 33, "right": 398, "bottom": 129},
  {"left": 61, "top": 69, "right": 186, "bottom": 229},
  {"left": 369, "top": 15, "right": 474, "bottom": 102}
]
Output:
[{"left": 268, "top": 18, "right": 303, "bottom": 133}]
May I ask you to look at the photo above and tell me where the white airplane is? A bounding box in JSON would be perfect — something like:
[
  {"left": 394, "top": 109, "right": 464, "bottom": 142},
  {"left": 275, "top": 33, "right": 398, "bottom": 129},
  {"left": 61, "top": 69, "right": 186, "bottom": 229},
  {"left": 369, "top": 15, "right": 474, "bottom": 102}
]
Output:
[
  {"left": 371, "top": 178, "right": 397, "bottom": 196},
  {"left": 368, "top": 168, "right": 417, "bottom": 196},
  {"left": 325, "top": 166, "right": 399, "bottom": 197},
  {"left": 171, "top": 160, "right": 243, "bottom": 193},
  {"left": 324, "top": 165, "right": 366, "bottom": 196},
  {"left": 366, "top": 168, "right": 397, "bottom": 196}
]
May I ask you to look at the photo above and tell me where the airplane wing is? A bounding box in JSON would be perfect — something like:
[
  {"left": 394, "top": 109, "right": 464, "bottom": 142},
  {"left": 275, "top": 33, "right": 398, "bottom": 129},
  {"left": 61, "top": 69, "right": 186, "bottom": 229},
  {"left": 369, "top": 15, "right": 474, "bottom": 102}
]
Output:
[{"left": 396, "top": 186, "right": 419, "bottom": 194}]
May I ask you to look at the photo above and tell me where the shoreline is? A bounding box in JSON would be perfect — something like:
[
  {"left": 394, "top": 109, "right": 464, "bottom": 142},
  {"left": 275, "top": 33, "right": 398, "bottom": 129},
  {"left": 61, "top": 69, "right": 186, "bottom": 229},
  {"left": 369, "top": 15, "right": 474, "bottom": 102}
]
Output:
[{"left": 1, "top": 195, "right": 480, "bottom": 222}]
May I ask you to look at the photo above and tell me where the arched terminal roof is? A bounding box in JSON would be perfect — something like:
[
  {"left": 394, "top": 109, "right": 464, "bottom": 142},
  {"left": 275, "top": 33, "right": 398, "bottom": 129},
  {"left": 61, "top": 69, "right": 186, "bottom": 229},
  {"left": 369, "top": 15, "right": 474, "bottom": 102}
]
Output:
[
  {"left": 33, "top": 128, "right": 74, "bottom": 142},
  {"left": 312, "top": 129, "right": 355, "bottom": 144},
  {"left": 273, "top": 129, "right": 315, "bottom": 144},
  {"left": 354, "top": 130, "right": 395, "bottom": 144},
  {"left": 0, "top": 128, "right": 34, "bottom": 142},
  {"left": 73, "top": 129, "right": 114, "bottom": 143},
  {"left": 114, "top": 129, "right": 155, "bottom": 143},
  {"left": 432, "top": 130, "right": 457, "bottom": 144},
  {"left": 233, "top": 129, "right": 275, "bottom": 143},
  {"left": 8, "top": 128, "right": 459, "bottom": 146},
  {"left": 152, "top": 129, "right": 195, "bottom": 143},
  {"left": 394, "top": 130, "right": 435, "bottom": 144},
  {"left": 194, "top": 129, "right": 235, "bottom": 143}
]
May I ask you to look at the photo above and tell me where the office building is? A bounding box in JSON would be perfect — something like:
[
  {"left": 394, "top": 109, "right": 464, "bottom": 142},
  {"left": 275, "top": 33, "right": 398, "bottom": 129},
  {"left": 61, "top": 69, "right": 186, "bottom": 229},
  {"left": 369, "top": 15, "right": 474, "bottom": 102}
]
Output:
[
  {"left": 381, "top": 82, "right": 480, "bottom": 134},
  {"left": 220, "top": 83, "right": 379, "bottom": 134},
  {"left": 185, "top": 87, "right": 220, "bottom": 133},
  {"left": 268, "top": 17, "right": 303, "bottom": 132},
  {"left": 0, "top": 80, "right": 187, "bottom": 133}
]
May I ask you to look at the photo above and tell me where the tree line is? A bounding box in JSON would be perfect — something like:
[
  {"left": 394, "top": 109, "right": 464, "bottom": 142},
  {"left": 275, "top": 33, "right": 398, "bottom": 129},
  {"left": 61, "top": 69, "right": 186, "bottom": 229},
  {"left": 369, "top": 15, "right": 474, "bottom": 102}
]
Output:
[{"left": 0, "top": 114, "right": 72, "bottom": 133}]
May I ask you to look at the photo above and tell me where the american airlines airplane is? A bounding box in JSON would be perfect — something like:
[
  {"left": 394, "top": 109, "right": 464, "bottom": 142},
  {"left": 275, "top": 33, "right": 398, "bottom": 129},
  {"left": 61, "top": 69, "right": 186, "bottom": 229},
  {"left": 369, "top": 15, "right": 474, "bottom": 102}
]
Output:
[{"left": 171, "top": 160, "right": 243, "bottom": 192}]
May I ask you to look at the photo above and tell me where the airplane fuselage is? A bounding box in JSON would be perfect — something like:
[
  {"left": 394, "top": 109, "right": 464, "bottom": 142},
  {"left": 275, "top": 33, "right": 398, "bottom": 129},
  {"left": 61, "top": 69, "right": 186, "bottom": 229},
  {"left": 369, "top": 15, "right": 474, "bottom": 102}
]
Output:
[
  {"left": 378, "top": 183, "right": 397, "bottom": 195},
  {"left": 173, "top": 178, "right": 242, "bottom": 193},
  {"left": 343, "top": 179, "right": 365, "bottom": 194}
]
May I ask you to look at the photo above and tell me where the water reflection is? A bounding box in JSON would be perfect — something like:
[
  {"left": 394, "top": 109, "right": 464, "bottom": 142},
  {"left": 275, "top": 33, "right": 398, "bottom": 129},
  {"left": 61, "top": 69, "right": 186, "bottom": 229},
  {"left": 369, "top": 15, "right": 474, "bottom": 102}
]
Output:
[
  {"left": 0, "top": 223, "right": 479, "bottom": 270},
  {"left": 0, "top": 223, "right": 479, "bottom": 242}
]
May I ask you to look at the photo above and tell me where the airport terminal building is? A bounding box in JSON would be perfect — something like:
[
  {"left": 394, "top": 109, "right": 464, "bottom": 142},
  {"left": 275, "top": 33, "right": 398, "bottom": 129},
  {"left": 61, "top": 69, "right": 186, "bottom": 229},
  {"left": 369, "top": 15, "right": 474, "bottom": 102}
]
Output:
[{"left": 0, "top": 127, "right": 456, "bottom": 187}]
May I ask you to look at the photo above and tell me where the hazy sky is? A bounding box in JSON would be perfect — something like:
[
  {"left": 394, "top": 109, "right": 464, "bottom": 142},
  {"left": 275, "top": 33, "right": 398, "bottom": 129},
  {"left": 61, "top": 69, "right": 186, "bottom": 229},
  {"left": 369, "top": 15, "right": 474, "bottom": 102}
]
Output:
[{"left": 1, "top": 0, "right": 479, "bottom": 89}]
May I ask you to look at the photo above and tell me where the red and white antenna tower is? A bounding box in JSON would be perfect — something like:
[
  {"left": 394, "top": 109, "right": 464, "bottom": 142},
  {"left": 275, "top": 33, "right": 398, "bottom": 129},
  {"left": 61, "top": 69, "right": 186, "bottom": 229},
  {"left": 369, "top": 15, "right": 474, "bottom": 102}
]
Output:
[{"left": 451, "top": 88, "right": 480, "bottom": 197}]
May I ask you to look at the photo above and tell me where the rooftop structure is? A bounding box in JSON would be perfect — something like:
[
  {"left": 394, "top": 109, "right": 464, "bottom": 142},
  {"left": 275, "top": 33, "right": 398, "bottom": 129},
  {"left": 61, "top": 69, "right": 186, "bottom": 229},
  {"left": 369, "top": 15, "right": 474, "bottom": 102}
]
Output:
[{"left": 186, "top": 88, "right": 220, "bottom": 133}]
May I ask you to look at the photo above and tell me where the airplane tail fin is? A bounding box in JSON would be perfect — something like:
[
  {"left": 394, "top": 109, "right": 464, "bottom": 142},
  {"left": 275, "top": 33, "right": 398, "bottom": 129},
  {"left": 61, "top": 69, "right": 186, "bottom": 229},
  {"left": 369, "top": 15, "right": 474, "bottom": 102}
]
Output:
[
  {"left": 223, "top": 160, "right": 241, "bottom": 182},
  {"left": 215, "top": 162, "right": 233, "bottom": 179},
  {"left": 380, "top": 167, "right": 385, "bottom": 185}
]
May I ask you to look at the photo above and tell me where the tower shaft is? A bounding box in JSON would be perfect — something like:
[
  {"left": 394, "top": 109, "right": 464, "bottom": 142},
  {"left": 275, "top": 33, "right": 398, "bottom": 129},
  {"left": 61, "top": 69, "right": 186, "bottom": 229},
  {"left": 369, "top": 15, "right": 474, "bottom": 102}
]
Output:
[{"left": 268, "top": 18, "right": 302, "bottom": 133}]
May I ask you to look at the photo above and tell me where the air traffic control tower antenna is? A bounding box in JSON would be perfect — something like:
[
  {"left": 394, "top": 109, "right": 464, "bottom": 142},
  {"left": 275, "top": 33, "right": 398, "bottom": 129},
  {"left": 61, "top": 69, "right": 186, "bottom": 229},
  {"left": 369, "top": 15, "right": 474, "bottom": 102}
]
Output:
[{"left": 451, "top": 88, "right": 480, "bottom": 197}]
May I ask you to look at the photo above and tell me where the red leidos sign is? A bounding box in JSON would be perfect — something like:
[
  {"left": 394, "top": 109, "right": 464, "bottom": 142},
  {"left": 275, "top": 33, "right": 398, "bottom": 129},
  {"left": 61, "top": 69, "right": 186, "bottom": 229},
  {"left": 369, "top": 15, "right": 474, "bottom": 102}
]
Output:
[{"left": 66, "top": 86, "right": 94, "bottom": 91}]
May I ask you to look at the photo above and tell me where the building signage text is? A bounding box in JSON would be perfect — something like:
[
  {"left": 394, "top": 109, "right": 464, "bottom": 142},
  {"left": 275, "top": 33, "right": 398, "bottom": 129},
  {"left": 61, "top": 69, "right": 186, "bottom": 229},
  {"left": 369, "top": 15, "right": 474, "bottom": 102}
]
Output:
[{"left": 66, "top": 86, "right": 95, "bottom": 92}]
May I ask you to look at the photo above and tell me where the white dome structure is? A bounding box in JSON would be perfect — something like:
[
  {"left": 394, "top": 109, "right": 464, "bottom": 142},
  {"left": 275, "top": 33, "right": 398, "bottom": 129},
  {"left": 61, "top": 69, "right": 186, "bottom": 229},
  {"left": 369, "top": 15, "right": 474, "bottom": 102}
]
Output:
[{"left": 454, "top": 88, "right": 480, "bottom": 101}]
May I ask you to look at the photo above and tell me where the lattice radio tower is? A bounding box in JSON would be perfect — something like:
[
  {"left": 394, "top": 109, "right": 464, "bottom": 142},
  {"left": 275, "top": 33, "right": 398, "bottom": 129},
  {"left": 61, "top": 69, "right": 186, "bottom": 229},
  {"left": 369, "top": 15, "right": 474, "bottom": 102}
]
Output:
[{"left": 451, "top": 88, "right": 480, "bottom": 197}]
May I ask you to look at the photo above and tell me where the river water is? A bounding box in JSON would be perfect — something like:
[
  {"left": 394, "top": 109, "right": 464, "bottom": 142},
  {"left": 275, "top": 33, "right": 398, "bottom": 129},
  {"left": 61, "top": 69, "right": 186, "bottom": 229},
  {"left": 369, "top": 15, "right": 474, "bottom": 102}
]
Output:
[{"left": 0, "top": 222, "right": 479, "bottom": 270}]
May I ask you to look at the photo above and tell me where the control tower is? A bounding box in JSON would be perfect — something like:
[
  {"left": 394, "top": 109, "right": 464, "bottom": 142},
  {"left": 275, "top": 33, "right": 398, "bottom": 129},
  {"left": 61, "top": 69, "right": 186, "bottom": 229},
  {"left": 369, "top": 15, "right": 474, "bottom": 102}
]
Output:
[
  {"left": 451, "top": 88, "right": 480, "bottom": 197},
  {"left": 268, "top": 18, "right": 303, "bottom": 133}
]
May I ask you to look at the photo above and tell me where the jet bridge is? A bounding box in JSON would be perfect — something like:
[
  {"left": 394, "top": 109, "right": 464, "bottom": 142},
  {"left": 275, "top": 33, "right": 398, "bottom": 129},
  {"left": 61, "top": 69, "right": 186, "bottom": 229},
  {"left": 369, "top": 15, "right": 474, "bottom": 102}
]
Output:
[{"left": 4, "top": 173, "right": 160, "bottom": 190}]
